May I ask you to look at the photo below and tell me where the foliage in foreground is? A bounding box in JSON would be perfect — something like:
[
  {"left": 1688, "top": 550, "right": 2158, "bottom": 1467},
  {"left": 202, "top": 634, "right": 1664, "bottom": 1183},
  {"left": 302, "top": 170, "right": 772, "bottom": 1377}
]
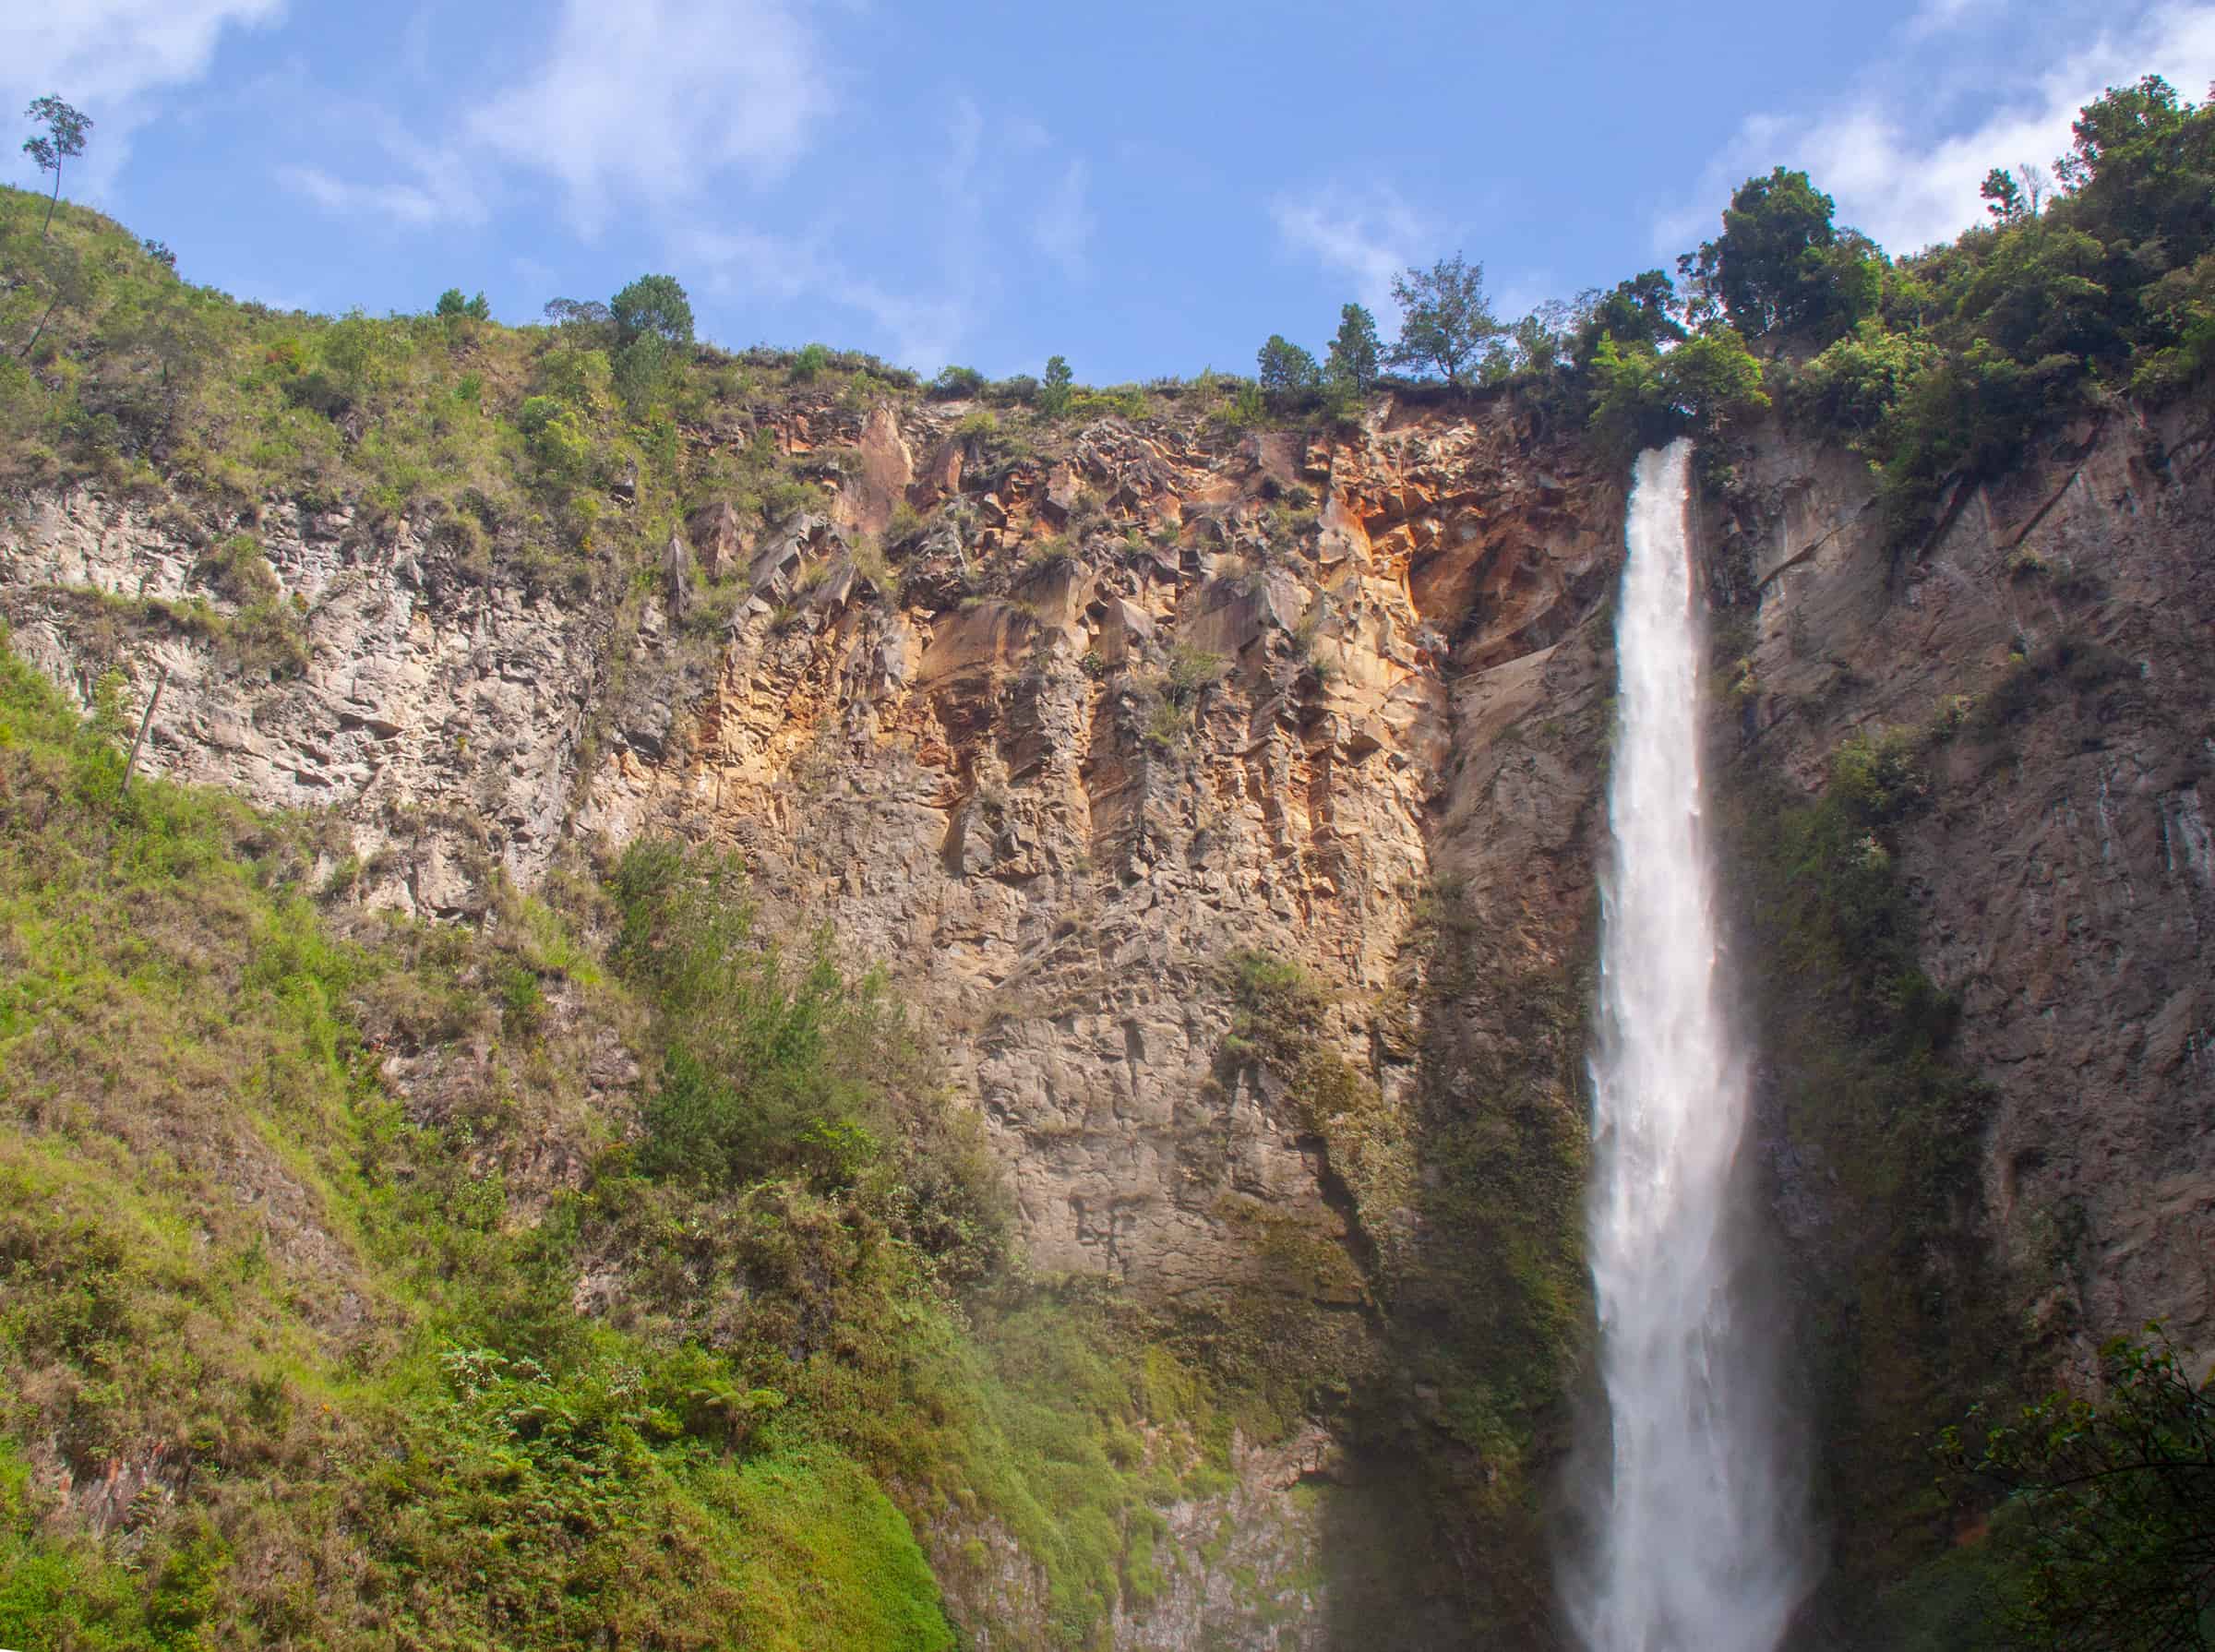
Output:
[{"left": 1947, "top": 1331, "right": 2215, "bottom": 1650}]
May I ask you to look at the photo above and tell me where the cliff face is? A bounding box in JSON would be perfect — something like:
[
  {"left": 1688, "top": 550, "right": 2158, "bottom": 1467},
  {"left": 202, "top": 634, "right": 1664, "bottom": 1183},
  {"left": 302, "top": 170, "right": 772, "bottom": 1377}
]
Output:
[
  {"left": 1723, "top": 401, "right": 2214, "bottom": 1347},
  {"left": 3, "top": 383, "right": 2209, "bottom": 1646},
  {"left": 1712, "top": 401, "right": 2215, "bottom": 1616}
]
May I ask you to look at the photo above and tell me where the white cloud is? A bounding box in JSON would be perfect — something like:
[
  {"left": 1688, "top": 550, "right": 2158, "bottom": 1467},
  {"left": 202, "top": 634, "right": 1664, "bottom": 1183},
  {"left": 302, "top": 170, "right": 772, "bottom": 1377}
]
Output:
[
  {"left": 278, "top": 123, "right": 485, "bottom": 230},
  {"left": 2, "top": 0, "right": 285, "bottom": 186},
  {"left": 1270, "top": 184, "right": 1433, "bottom": 318},
  {"left": 1663, "top": 0, "right": 2215, "bottom": 257},
  {"left": 1033, "top": 159, "right": 1095, "bottom": 280},
  {"left": 470, "top": 0, "right": 831, "bottom": 237},
  {"left": 278, "top": 163, "right": 473, "bottom": 230}
]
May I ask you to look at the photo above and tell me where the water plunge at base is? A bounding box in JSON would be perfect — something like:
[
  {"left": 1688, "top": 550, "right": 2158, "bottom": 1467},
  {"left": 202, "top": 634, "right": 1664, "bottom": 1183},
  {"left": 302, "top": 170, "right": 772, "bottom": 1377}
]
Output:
[{"left": 1570, "top": 440, "right": 1807, "bottom": 1652}]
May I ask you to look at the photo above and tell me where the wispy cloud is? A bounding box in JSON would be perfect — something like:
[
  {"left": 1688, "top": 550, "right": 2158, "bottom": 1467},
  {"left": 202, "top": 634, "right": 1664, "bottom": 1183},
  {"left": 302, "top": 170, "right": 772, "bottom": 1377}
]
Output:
[
  {"left": 277, "top": 121, "right": 484, "bottom": 230},
  {"left": 2, "top": 0, "right": 286, "bottom": 186},
  {"left": 278, "top": 163, "right": 477, "bottom": 230},
  {"left": 1033, "top": 159, "right": 1095, "bottom": 281},
  {"left": 1270, "top": 183, "right": 1433, "bottom": 318},
  {"left": 674, "top": 97, "right": 993, "bottom": 368},
  {"left": 470, "top": 0, "right": 831, "bottom": 238},
  {"left": 1659, "top": 0, "right": 2215, "bottom": 257}
]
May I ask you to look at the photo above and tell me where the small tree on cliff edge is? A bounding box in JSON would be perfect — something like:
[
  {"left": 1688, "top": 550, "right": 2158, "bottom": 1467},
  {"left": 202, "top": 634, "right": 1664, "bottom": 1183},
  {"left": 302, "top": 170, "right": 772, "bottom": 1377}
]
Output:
[
  {"left": 611, "top": 274, "right": 695, "bottom": 348},
  {"left": 1039, "top": 353, "right": 1074, "bottom": 416},
  {"left": 22, "top": 96, "right": 91, "bottom": 239},
  {"left": 1255, "top": 334, "right": 1322, "bottom": 404},
  {"left": 1325, "top": 302, "right": 1382, "bottom": 396},
  {"left": 1386, "top": 254, "right": 1503, "bottom": 389}
]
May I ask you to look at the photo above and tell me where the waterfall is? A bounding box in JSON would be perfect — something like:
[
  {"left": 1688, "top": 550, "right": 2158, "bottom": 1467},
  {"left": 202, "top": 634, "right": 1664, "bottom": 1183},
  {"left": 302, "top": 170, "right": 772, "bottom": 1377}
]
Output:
[{"left": 1573, "top": 440, "right": 1805, "bottom": 1652}]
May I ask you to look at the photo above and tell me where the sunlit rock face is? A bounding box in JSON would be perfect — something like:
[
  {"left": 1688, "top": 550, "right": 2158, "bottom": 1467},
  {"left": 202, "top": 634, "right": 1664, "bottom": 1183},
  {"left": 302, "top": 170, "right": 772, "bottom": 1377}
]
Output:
[{"left": 579, "top": 395, "right": 1623, "bottom": 1313}]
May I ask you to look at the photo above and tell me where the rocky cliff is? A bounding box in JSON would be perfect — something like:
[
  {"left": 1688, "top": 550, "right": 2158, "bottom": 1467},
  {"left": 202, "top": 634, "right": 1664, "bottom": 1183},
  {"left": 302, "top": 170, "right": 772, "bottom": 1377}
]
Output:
[{"left": 3, "top": 377, "right": 2209, "bottom": 1646}]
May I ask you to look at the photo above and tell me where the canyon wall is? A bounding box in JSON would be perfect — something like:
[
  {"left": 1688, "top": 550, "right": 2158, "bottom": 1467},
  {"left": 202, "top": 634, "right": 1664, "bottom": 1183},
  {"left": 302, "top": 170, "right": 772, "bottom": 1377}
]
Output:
[{"left": 3, "top": 386, "right": 2208, "bottom": 1646}]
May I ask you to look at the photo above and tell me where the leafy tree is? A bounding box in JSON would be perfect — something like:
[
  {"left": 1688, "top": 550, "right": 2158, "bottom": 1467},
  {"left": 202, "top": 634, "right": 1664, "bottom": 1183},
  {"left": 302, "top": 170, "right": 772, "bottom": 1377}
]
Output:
[
  {"left": 1586, "top": 327, "right": 1767, "bottom": 458},
  {"left": 2132, "top": 250, "right": 2215, "bottom": 394},
  {"left": 436, "top": 288, "right": 492, "bottom": 321},
  {"left": 1955, "top": 218, "right": 2114, "bottom": 365},
  {"left": 543, "top": 296, "right": 612, "bottom": 331},
  {"left": 1486, "top": 298, "right": 1581, "bottom": 384},
  {"left": 140, "top": 238, "right": 176, "bottom": 271},
  {"left": 1255, "top": 333, "right": 1322, "bottom": 401},
  {"left": 1681, "top": 166, "right": 1877, "bottom": 342},
  {"left": 614, "top": 333, "right": 673, "bottom": 409},
  {"left": 1386, "top": 253, "right": 1502, "bottom": 386},
  {"left": 1789, "top": 319, "right": 1943, "bottom": 445},
  {"left": 1946, "top": 1331, "right": 2215, "bottom": 1650},
  {"left": 1981, "top": 168, "right": 2030, "bottom": 223},
  {"left": 2053, "top": 76, "right": 2215, "bottom": 269},
  {"left": 1324, "top": 302, "right": 1382, "bottom": 395},
  {"left": 1039, "top": 353, "right": 1074, "bottom": 416},
  {"left": 21, "top": 96, "right": 90, "bottom": 239},
  {"left": 1573, "top": 270, "right": 1685, "bottom": 365},
  {"left": 610, "top": 274, "right": 694, "bottom": 349}
]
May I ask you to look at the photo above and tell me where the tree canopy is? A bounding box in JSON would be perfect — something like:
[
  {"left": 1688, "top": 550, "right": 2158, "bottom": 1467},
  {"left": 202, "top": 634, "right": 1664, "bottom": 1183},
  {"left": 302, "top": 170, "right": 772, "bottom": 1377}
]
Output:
[
  {"left": 1325, "top": 304, "right": 1382, "bottom": 396},
  {"left": 1678, "top": 165, "right": 1878, "bottom": 342},
  {"left": 1386, "top": 254, "right": 1503, "bottom": 386},
  {"left": 610, "top": 274, "right": 694, "bottom": 348},
  {"left": 1947, "top": 1331, "right": 2215, "bottom": 1651},
  {"left": 1256, "top": 334, "right": 1322, "bottom": 401}
]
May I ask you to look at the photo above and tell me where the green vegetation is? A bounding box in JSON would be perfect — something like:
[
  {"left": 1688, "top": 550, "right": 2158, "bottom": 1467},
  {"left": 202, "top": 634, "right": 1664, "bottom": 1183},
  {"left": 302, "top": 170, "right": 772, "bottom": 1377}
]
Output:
[
  {"left": 1385, "top": 253, "right": 1504, "bottom": 387},
  {"left": 1255, "top": 334, "right": 1322, "bottom": 404},
  {"left": 1721, "top": 729, "right": 2020, "bottom": 1614},
  {"left": 1383, "top": 888, "right": 1593, "bottom": 1634},
  {"left": 1038, "top": 353, "right": 1074, "bottom": 417},
  {"left": 1780, "top": 77, "right": 2215, "bottom": 533},
  {"left": 20, "top": 96, "right": 90, "bottom": 241},
  {"left": 0, "top": 186, "right": 893, "bottom": 624},
  {"left": 1586, "top": 323, "right": 1770, "bottom": 459},
  {"left": 0, "top": 642, "right": 1244, "bottom": 1648},
  {"left": 1944, "top": 1329, "right": 2215, "bottom": 1649},
  {"left": 1234, "top": 75, "right": 2212, "bottom": 507},
  {"left": 1324, "top": 303, "right": 1382, "bottom": 397},
  {"left": 433, "top": 287, "right": 490, "bottom": 322},
  {"left": 1680, "top": 165, "right": 1882, "bottom": 341}
]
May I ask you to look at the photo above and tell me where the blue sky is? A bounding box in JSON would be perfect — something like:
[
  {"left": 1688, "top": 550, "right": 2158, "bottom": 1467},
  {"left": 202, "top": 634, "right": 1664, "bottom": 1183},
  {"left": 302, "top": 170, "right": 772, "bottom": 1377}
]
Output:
[{"left": 10, "top": 0, "right": 2215, "bottom": 381}]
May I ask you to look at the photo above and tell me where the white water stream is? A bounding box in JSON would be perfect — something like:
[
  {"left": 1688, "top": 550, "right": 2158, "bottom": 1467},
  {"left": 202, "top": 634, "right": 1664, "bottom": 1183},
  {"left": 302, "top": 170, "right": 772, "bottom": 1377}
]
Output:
[{"left": 1574, "top": 440, "right": 1805, "bottom": 1652}]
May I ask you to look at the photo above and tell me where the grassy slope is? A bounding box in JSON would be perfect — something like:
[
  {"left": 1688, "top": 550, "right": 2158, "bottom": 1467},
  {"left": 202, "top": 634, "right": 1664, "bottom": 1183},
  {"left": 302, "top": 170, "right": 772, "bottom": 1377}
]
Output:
[
  {"left": 0, "top": 644, "right": 960, "bottom": 1650},
  {"left": 0, "top": 640, "right": 1263, "bottom": 1649}
]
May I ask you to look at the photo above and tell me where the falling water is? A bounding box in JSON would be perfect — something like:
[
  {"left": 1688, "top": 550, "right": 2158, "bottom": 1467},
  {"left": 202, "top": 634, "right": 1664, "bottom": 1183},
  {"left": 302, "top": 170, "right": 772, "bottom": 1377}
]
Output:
[{"left": 1573, "top": 440, "right": 1805, "bottom": 1652}]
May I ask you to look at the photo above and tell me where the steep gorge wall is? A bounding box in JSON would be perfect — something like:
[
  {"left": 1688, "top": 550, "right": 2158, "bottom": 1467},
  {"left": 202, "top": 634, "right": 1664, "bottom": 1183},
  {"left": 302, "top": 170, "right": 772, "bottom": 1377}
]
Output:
[
  {"left": 2, "top": 385, "right": 2209, "bottom": 1646},
  {"left": 1725, "top": 402, "right": 2213, "bottom": 1364},
  {"left": 1708, "top": 401, "right": 2215, "bottom": 1633}
]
